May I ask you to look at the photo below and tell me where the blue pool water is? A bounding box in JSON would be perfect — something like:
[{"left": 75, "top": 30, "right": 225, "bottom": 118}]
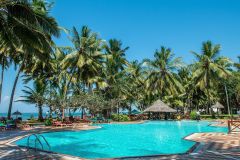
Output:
[{"left": 15, "top": 121, "right": 227, "bottom": 158}]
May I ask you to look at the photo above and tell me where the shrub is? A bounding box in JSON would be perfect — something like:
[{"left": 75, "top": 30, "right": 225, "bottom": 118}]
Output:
[
  {"left": 190, "top": 110, "right": 198, "bottom": 120},
  {"left": 44, "top": 118, "right": 52, "bottom": 126},
  {"left": 111, "top": 114, "right": 130, "bottom": 122}
]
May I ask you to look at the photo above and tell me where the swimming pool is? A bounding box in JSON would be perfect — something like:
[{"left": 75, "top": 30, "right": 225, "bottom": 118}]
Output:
[{"left": 15, "top": 121, "right": 227, "bottom": 159}]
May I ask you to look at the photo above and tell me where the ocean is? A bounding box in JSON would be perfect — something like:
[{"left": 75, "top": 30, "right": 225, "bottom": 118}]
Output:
[{"left": 0, "top": 112, "right": 83, "bottom": 120}]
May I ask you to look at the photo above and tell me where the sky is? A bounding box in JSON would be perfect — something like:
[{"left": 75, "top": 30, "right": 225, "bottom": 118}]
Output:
[{"left": 1, "top": 0, "right": 240, "bottom": 113}]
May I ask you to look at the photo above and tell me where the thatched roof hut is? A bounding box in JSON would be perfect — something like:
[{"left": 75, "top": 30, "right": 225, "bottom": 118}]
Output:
[
  {"left": 211, "top": 102, "right": 224, "bottom": 109},
  {"left": 144, "top": 100, "right": 177, "bottom": 113}
]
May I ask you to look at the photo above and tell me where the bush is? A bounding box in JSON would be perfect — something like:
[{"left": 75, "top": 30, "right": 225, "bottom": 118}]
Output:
[
  {"left": 200, "top": 114, "right": 236, "bottom": 119},
  {"left": 190, "top": 110, "right": 198, "bottom": 120},
  {"left": 44, "top": 118, "right": 52, "bottom": 126},
  {"left": 111, "top": 114, "right": 130, "bottom": 122}
]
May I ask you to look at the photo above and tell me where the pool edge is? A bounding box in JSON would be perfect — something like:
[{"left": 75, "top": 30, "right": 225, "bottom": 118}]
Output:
[{"left": 11, "top": 120, "right": 227, "bottom": 160}]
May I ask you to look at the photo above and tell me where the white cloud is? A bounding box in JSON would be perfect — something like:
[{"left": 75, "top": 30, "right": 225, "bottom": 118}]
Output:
[{"left": 3, "top": 96, "right": 9, "bottom": 102}]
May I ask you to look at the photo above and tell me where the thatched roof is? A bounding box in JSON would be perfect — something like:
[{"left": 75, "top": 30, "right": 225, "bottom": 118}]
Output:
[
  {"left": 211, "top": 102, "right": 224, "bottom": 109},
  {"left": 144, "top": 100, "right": 177, "bottom": 113}
]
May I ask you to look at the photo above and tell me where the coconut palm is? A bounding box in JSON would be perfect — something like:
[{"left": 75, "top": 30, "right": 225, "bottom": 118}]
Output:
[
  {"left": 144, "top": 46, "right": 183, "bottom": 99},
  {"left": 4, "top": 0, "right": 60, "bottom": 119},
  {"left": 104, "top": 39, "right": 129, "bottom": 80},
  {"left": 191, "top": 41, "right": 231, "bottom": 113},
  {"left": 0, "top": 0, "right": 59, "bottom": 54},
  {"left": 61, "top": 26, "right": 106, "bottom": 95},
  {"left": 103, "top": 39, "right": 130, "bottom": 103},
  {"left": 17, "top": 80, "right": 46, "bottom": 121},
  {"left": 0, "top": 50, "right": 11, "bottom": 103}
]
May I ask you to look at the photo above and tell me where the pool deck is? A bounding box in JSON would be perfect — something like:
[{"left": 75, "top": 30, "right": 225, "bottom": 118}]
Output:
[{"left": 0, "top": 120, "right": 239, "bottom": 160}]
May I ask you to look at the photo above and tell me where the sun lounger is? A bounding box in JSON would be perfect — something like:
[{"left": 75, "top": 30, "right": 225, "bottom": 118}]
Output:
[
  {"left": 63, "top": 121, "right": 73, "bottom": 126},
  {"left": 0, "top": 122, "right": 6, "bottom": 131},
  {"left": 6, "top": 120, "right": 16, "bottom": 129},
  {"left": 52, "top": 121, "right": 67, "bottom": 127},
  {"left": 20, "top": 123, "right": 31, "bottom": 130},
  {"left": 80, "top": 118, "right": 91, "bottom": 123}
]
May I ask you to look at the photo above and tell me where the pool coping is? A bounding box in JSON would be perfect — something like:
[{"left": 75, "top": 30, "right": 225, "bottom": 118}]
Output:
[{"left": 8, "top": 120, "right": 227, "bottom": 160}]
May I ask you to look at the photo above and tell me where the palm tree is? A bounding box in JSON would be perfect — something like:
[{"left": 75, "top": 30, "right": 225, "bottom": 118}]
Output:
[
  {"left": 103, "top": 39, "right": 129, "bottom": 102},
  {"left": 191, "top": 41, "right": 231, "bottom": 113},
  {"left": 18, "top": 80, "right": 46, "bottom": 121},
  {"left": 144, "top": 46, "right": 183, "bottom": 99},
  {"left": 61, "top": 26, "right": 106, "bottom": 94},
  {"left": 3, "top": 0, "right": 60, "bottom": 119},
  {"left": 0, "top": 50, "right": 11, "bottom": 103},
  {"left": 104, "top": 39, "right": 129, "bottom": 79}
]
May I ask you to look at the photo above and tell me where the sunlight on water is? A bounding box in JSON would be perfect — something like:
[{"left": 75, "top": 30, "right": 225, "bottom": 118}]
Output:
[{"left": 15, "top": 121, "right": 227, "bottom": 159}]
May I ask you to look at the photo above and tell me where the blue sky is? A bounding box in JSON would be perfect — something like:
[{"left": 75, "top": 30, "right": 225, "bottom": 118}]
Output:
[{"left": 1, "top": 0, "right": 240, "bottom": 113}]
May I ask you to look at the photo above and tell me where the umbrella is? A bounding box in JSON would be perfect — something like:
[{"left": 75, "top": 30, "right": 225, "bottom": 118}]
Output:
[
  {"left": 12, "top": 110, "right": 22, "bottom": 118},
  {"left": 144, "top": 100, "right": 177, "bottom": 113}
]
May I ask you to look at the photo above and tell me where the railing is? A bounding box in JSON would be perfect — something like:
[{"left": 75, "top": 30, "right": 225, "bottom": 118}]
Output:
[
  {"left": 228, "top": 120, "right": 240, "bottom": 133},
  {"left": 27, "top": 134, "right": 51, "bottom": 151}
]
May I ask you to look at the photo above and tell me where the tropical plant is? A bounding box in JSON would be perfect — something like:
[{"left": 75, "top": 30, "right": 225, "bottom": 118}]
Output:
[
  {"left": 61, "top": 26, "right": 106, "bottom": 94},
  {"left": 0, "top": 50, "right": 11, "bottom": 103},
  {"left": 191, "top": 41, "right": 231, "bottom": 113},
  {"left": 144, "top": 46, "right": 183, "bottom": 99},
  {"left": 17, "top": 80, "right": 46, "bottom": 121},
  {"left": 2, "top": 0, "right": 60, "bottom": 119}
]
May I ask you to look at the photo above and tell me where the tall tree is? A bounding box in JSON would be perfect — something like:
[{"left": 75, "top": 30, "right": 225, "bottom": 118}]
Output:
[
  {"left": 144, "top": 46, "right": 183, "bottom": 99},
  {"left": 191, "top": 41, "right": 230, "bottom": 113},
  {"left": 61, "top": 26, "right": 106, "bottom": 94},
  {"left": 3, "top": 0, "right": 60, "bottom": 119},
  {"left": 0, "top": 49, "right": 11, "bottom": 103},
  {"left": 18, "top": 80, "right": 46, "bottom": 121}
]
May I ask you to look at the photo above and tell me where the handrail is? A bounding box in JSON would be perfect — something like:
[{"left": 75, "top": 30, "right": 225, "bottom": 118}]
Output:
[
  {"left": 27, "top": 134, "right": 51, "bottom": 151},
  {"left": 38, "top": 135, "right": 51, "bottom": 150},
  {"left": 27, "top": 134, "right": 43, "bottom": 151}
]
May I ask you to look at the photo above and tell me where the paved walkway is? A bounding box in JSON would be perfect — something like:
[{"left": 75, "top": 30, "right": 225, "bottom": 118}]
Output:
[{"left": 0, "top": 144, "right": 77, "bottom": 160}]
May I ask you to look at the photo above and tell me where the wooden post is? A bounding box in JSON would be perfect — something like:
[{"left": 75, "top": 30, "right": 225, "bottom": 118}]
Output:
[{"left": 228, "top": 120, "right": 231, "bottom": 134}]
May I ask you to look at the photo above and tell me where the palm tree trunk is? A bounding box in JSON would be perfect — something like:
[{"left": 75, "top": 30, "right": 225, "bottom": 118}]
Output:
[
  {"left": 117, "top": 102, "right": 119, "bottom": 122},
  {"left": 88, "top": 83, "right": 93, "bottom": 94},
  {"left": 49, "top": 106, "right": 53, "bottom": 118},
  {"left": 7, "top": 64, "right": 22, "bottom": 119},
  {"left": 207, "top": 88, "right": 211, "bottom": 114},
  {"left": 62, "top": 67, "right": 76, "bottom": 120},
  {"left": 81, "top": 106, "right": 84, "bottom": 119},
  {"left": 224, "top": 83, "right": 231, "bottom": 116},
  {"left": 0, "top": 60, "right": 5, "bottom": 103},
  {"left": 129, "top": 105, "right": 132, "bottom": 116},
  {"left": 38, "top": 105, "right": 43, "bottom": 121}
]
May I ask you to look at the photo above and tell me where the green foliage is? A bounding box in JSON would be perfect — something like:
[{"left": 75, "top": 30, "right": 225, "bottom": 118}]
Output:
[
  {"left": 28, "top": 118, "right": 38, "bottom": 123},
  {"left": 44, "top": 118, "right": 52, "bottom": 126},
  {"left": 1, "top": 0, "right": 239, "bottom": 120},
  {"left": 200, "top": 114, "right": 234, "bottom": 119},
  {"left": 111, "top": 114, "right": 130, "bottom": 122},
  {"left": 190, "top": 110, "right": 198, "bottom": 120}
]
